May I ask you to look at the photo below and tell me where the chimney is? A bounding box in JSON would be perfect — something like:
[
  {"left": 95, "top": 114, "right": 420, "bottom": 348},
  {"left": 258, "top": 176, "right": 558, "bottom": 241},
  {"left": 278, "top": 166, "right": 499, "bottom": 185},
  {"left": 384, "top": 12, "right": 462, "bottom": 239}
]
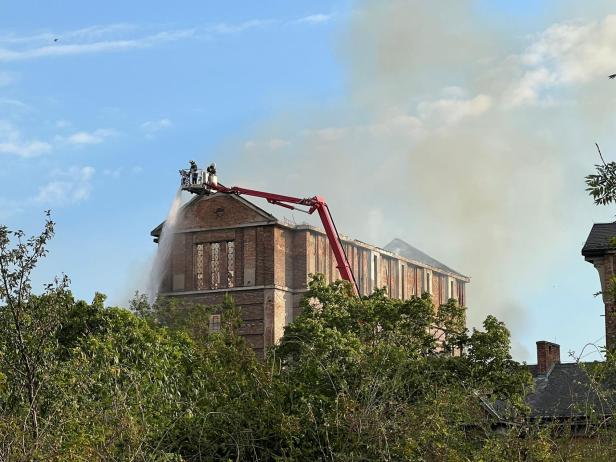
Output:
[{"left": 536, "top": 341, "right": 560, "bottom": 375}]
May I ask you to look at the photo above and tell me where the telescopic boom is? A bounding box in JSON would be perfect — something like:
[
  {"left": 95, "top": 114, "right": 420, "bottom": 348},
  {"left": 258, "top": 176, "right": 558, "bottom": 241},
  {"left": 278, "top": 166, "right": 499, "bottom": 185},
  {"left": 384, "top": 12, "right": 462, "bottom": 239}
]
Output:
[{"left": 179, "top": 163, "right": 359, "bottom": 295}]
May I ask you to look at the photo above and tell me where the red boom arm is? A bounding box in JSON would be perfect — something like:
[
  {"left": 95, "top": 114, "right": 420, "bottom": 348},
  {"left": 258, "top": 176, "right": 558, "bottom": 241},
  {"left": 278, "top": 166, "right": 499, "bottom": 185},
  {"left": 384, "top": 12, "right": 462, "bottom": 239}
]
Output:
[{"left": 211, "top": 183, "right": 359, "bottom": 296}]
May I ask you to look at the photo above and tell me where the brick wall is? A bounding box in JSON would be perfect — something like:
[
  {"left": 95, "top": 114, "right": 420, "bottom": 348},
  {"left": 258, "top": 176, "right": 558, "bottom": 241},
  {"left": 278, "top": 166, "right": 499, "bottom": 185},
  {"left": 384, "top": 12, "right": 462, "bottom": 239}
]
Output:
[
  {"left": 584, "top": 252, "right": 616, "bottom": 351},
  {"left": 155, "top": 194, "right": 469, "bottom": 354}
]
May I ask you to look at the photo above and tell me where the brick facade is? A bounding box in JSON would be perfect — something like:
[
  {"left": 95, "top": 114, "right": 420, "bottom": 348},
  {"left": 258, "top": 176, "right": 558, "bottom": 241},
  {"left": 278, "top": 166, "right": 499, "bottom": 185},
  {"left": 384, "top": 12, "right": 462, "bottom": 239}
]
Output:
[
  {"left": 582, "top": 252, "right": 616, "bottom": 351},
  {"left": 152, "top": 194, "right": 470, "bottom": 356},
  {"left": 582, "top": 224, "right": 616, "bottom": 351}
]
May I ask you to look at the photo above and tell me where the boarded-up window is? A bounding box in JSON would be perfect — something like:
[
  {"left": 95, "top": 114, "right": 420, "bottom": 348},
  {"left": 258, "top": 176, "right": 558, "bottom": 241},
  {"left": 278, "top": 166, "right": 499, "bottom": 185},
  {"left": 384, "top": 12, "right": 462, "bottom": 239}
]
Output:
[
  {"left": 196, "top": 241, "right": 236, "bottom": 290},
  {"left": 211, "top": 242, "right": 221, "bottom": 289},
  {"left": 442, "top": 276, "right": 446, "bottom": 304},
  {"left": 373, "top": 255, "right": 378, "bottom": 288},
  {"left": 195, "top": 243, "right": 205, "bottom": 290},
  {"left": 355, "top": 249, "right": 360, "bottom": 291},
  {"left": 384, "top": 258, "right": 390, "bottom": 295},
  {"left": 227, "top": 241, "right": 235, "bottom": 288},
  {"left": 209, "top": 314, "right": 221, "bottom": 332},
  {"left": 401, "top": 265, "right": 406, "bottom": 299}
]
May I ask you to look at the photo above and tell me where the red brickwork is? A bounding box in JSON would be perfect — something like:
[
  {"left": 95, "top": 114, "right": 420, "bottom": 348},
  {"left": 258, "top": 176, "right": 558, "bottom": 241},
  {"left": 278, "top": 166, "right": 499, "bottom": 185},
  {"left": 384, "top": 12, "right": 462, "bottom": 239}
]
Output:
[
  {"left": 153, "top": 194, "right": 469, "bottom": 354},
  {"left": 584, "top": 252, "right": 616, "bottom": 351},
  {"left": 536, "top": 341, "right": 561, "bottom": 374}
]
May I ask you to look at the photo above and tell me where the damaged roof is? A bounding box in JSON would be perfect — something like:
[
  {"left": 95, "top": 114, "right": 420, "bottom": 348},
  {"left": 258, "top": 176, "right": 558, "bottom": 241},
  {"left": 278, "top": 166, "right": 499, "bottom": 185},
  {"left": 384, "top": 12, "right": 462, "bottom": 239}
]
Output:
[
  {"left": 582, "top": 222, "right": 616, "bottom": 257},
  {"left": 384, "top": 238, "right": 468, "bottom": 279},
  {"left": 150, "top": 194, "right": 468, "bottom": 280}
]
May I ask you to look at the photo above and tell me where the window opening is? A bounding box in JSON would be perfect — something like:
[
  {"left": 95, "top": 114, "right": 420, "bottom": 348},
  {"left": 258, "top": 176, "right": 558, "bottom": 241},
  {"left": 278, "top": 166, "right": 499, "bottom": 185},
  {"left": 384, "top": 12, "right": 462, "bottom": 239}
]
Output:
[
  {"left": 401, "top": 265, "right": 406, "bottom": 299},
  {"left": 227, "top": 241, "right": 235, "bottom": 288},
  {"left": 195, "top": 243, "right": 204, "bottom": 290},
  {"left": 209, "top": 314, "right": 221, "bottom": 332},
  {"left": 211, "top": 242, "right": 220, "bottom": 289}
]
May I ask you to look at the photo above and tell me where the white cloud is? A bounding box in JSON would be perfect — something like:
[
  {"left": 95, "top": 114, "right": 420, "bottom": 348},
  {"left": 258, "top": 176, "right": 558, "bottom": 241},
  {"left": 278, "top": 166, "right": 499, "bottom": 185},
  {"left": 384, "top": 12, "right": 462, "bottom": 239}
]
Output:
[
  {"left": 0, "top": 29, "right": 195, "bottom": 62},
  {"left": 0, "top": 140, "right": 51, "bottom": 157},
  {"left": 294, "top": 14, "right": 332, "bottom": 25},
  {"left": 0, "top": 97, "right": 29, "bottom": 110},
  {"left": 140, "top": 118, "right": 172, "bottom": 138},
  {"left": 207, "top": 19, "right": 274, "bottom": 35},
  {"left": 0, "top": 120, "right": 52, "bottom": 157},
  {"left": 504, "top": 68, "right": 558, "bottom": 107},
  {"left": 59, "top": 128, "right": 116, "bottom": 145},
  {"left": 0, "top": 16, "right": 335, "bottom": 63},
  {"left": 0, "top": 119, "right": 116, "bottom": 157},
  {"left": 506, "top": 15, "right": 616, "bottom": 107},
  {"left": 35, "top": 166, "right": 95, "bottom": 205},
  {"left": 0, "top": 24, "right": 137, "bottom": 46}
]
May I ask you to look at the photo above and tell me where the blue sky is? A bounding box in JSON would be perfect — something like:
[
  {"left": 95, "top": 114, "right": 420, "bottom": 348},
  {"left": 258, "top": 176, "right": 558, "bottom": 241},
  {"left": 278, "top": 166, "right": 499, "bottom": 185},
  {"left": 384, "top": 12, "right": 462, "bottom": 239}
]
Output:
[
  {"left": 0, "top": 1, "right": 348, "bottom": 299},
  {"left": 2, "top": 1, "right": 616, "bottom": 363}
]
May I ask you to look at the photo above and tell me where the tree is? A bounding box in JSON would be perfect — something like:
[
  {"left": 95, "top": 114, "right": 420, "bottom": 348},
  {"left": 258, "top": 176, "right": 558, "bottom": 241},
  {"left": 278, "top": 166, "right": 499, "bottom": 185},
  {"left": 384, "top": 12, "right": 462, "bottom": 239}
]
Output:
[
  {"left": 269, "top": 275, "right": 532, "bottom": 460},
  {"left": 5, "top": 215, "right": 588, "bottom": 460},
  {"left": 586, "top": 145, "right": 616, "bottom": 206},
  {"left": 0, "top": 212, "right": 71, "bottom": 450}
]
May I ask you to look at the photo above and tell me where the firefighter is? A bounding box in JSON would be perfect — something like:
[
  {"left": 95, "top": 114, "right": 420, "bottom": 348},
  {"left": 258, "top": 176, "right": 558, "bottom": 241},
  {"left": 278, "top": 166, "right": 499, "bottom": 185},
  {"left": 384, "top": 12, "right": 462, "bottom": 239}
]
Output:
[
  {"left": 189, "top": 160, "right": 198, "bottom": 184},
  {"left": 179, "top": 169, "right": 189, "bottom": 187}
]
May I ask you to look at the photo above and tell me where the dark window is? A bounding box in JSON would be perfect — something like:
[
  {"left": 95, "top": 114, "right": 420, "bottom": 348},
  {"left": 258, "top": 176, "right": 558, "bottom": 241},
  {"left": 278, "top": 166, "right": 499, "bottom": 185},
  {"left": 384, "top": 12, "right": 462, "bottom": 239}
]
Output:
[
  {"left": 401, "top": 265, "right": 406, "bottom": 299},
  {"left": 373, "top": 255, "right": 378, "bottom": 289},
  {"left": 209, "top": 314, "right": 221, "bottom": 332}
]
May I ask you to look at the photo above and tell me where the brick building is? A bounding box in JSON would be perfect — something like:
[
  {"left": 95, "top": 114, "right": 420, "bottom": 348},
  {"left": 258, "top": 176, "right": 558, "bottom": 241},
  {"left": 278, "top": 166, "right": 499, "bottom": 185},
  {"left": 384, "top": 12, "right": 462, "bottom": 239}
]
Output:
[
  {"left": 582, "top": 223, "right": 616, "bottom": 350},
  {"left": 152, "top": 193, "right": 470, "bottom": 357}
]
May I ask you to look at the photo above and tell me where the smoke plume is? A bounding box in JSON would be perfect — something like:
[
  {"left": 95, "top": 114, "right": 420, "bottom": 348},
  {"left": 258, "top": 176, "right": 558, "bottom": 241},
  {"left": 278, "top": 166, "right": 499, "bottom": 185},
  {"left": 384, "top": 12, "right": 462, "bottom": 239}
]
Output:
[{"left": 214, "top": 1, "right": 616, "bottom": 359}]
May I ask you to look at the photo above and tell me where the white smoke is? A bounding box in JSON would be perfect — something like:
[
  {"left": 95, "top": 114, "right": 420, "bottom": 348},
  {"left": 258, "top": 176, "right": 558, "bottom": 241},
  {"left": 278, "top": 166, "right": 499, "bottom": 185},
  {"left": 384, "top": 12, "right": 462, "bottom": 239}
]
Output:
[
  {"left": 214, "top": 1, "right": 616, "bottom": 359},
  {"left": 147, "top": 188, "right": 184, "bottom": 304}
]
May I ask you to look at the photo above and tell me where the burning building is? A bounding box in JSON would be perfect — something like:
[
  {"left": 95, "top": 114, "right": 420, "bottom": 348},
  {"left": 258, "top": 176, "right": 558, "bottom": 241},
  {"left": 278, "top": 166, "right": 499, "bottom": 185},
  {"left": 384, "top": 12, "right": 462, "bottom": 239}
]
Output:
[{"left": 151, "top": 192, "right": 469, "bottom": 357}]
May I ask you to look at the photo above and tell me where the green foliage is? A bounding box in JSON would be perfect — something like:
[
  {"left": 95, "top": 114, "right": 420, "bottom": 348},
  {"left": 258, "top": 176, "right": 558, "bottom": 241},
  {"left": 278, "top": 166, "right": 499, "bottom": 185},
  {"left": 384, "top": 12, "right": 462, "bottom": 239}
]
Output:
[
  {"left": 586, "top": 161, "right": 616, "bottom": 206},
  {"left": 268, "top": 274, "right": 532, "bottom": 460},
  {"left": 4, "top": 217, "right": 616, "bottom": 460}
]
